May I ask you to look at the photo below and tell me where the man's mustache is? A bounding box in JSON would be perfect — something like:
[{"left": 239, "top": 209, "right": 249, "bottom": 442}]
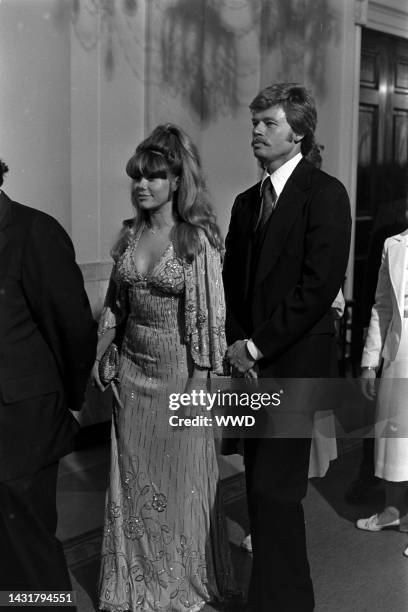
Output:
[{"left": 252, "top": 138, "right": 268, "bottom": 146}]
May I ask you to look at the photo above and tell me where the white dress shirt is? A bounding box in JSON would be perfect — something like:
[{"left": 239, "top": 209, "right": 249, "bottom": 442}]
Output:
[{"left": 259, "top": 152, "right": 303, "bottom": 199}]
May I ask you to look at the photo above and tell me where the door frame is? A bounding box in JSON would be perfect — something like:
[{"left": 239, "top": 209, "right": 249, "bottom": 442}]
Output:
[{"left": 343, "top": 0, "right": 408, "bottom": 299}]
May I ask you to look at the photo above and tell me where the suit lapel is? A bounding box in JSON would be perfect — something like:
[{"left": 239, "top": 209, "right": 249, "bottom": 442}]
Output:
[
  {"left": 253, "top": 158, "right": 311, "bottom": 288},
  {"left": 0, "top": 191, "right": 12, "bottom": 256},
  {"left": 388, "top": 236, "right": 408, "bottom": 316}
]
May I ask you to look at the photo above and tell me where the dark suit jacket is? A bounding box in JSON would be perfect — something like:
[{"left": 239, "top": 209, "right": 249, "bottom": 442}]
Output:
[
  {"left": 223, "top": 158, "right": 351, "bottom": 377},
  {"left": 0, "top": 191, "right": 97, "bottom": 481}
]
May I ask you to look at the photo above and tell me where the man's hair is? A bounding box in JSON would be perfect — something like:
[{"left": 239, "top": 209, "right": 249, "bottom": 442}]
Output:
[
  {"left": 250, "top": 83, "right": 317, "bottom": 155},
  {"left": 0, "top": 159, "right": 9, "bottom": 187}
]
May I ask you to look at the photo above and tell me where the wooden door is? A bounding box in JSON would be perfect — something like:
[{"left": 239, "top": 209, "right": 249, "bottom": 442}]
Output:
[{"left": 352, "top": 29, "right": 408, "bottom": 363}]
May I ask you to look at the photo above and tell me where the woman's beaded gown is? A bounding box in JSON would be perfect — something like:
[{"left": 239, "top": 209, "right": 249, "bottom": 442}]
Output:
[{"left": 98, "top": 227, "right": 235, "bottom": 611}]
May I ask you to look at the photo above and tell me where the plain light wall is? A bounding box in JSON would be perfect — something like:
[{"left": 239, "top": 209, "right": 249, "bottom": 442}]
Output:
[
  {"left": 70, "top": 0, "right": 146, "bottom": 263},
  {"left": 0, "top": 0, "right": 71, "bottom": 229},
  {"left": 0, "top": 0, "right": 145, "bottom": 264}
]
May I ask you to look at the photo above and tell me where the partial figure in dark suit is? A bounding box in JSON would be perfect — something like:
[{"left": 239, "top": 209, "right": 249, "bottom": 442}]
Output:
[
  {"left": 223, "top": 84, "right": 351, "bottom": 611},
  {"left": 0, "top": 159, "right": 97, "bottom": 594}
]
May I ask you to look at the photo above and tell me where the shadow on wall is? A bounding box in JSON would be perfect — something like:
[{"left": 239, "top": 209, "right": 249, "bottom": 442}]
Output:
[
  {"left": 159, "top": 0, "right": 340, "bottom": 121},
  {"left": 53, "top": 0, "right": 141, "bottom": 80},
  {"left": 55, "top": 0, "right": 339, "bottom": 118},
  {"left": 257, "top": 0, "right": 340, "bottom": 98},
  {"left": 160, "top": 0, "right": 239, "bottom": 122}
]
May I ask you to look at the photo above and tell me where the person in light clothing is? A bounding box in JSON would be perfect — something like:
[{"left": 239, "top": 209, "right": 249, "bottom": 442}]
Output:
[{"left": 358, "top": 230, "right": 408, "bottom": 547}]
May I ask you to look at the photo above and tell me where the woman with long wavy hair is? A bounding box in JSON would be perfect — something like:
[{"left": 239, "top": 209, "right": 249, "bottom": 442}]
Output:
[{"left": 93, "top": 124, "right": 237, "bottom": 611}]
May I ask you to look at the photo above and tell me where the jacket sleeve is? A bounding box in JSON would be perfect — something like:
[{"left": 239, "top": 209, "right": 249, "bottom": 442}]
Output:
[
  {"left": 252, "top": 180, "right": 352, "bottom": 360},
  {"left": 97, "top": 264, "right": 128, "bottom": 336},
  {"left": 223, "top": 196, "right": 250, "bottom": 343},
  {"left": 22, "top": 213, "right": 97, "bottom": 411},
  {"left": 361, "top": 242, "right": 393, "bottom": 367}
]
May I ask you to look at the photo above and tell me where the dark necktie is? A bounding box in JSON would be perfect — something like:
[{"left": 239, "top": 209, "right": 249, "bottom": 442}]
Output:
[{"left": 257, "top": 179, "right": 277, "bottom": 232}]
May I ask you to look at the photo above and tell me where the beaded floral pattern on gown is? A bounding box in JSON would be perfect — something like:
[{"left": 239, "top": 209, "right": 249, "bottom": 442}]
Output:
[{"left": 98, "top": 227, "right": 235, "bottom": 611}]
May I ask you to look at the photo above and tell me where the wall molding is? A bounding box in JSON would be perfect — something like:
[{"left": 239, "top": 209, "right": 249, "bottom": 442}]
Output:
[{"left": 368, "top": 0, "right": 408, "bottom": 39}]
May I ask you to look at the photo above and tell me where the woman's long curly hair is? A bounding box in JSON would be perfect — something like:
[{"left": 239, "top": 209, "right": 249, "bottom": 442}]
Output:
[{"left": 112, "top": 124, "right": 223, "bottom": 262}]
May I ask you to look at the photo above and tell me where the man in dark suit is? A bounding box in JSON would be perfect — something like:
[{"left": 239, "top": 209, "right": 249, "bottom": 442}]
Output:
[
  {"left": 0, "top": 159, "right": 97, "bottom": 595},
  {"left": 223, "top": 84, "right": 351, "bottom": 611}
]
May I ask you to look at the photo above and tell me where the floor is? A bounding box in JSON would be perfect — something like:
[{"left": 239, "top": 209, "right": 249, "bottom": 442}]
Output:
[{"left": 57, "top": 441, "right": 408, "bottom": 612}]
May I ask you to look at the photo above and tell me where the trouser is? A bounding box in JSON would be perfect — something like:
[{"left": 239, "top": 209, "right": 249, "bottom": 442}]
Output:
[
  {"left": 245, "top": 437, "right": 315, "bottom": 612},
  {"left": 0, "top": 462, "right": 74, "bottom": 610},
  {"left": 359, "top": 438, "right": 376, "bottom": 479},
  {"left": 243, "top": 333, "right": 334, "bottom": 611}
]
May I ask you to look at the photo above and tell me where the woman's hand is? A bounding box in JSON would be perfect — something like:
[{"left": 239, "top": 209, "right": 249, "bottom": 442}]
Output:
[
  {"left": 91, "top": 360, "right": 108, "bottom": 392},
  {"left": 360, "top": 368, "right": 377, "bottom": 401}
]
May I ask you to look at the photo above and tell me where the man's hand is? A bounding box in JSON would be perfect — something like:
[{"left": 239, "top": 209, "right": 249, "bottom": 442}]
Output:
[
  {"left": 360, "top": 368, "right": 377, "bottom": 401},
  {"left": 227, "top": 340, "right": 255, "bottom": 374}
]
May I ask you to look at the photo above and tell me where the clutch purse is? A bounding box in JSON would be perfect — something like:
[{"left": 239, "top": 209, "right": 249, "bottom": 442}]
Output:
[{"left": 99, "top": 343, "right": 120, "bottom": 385}]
